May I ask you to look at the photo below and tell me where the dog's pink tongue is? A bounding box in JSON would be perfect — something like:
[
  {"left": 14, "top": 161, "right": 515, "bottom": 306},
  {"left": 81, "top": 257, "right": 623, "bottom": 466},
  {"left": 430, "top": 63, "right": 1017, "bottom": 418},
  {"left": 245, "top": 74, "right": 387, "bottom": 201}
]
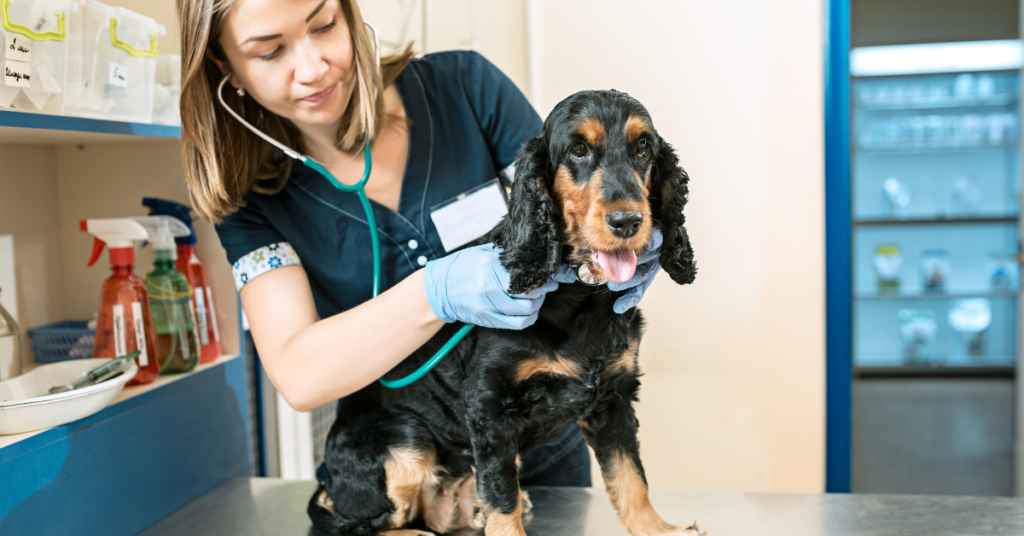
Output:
[{"left": 593, "top": 249, "right": 637, "bottom": 283}]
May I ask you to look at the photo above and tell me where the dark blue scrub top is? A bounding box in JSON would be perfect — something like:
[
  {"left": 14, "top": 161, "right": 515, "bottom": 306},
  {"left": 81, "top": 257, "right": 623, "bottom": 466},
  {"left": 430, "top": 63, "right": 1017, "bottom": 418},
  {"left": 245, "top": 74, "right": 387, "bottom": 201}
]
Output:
[{"left": 216, "top": 51, "right": 542, "bottom": 320}]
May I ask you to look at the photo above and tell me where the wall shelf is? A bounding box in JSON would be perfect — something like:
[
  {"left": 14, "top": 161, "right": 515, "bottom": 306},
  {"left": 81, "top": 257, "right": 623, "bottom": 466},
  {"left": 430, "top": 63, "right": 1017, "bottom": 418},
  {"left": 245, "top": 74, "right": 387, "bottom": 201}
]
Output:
[
  {"left": 0, "top": 354, "right": 241, "bottom": 451},
  {"left": 0, "top": 110, "right": 180, "bottom": 145}
]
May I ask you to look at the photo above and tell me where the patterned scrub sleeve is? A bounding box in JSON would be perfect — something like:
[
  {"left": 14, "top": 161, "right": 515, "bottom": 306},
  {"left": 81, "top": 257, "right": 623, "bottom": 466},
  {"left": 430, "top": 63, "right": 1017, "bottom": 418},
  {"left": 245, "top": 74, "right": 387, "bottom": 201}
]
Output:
[{"left": 233, "top": 242, "right": 302, "bottom": 291}]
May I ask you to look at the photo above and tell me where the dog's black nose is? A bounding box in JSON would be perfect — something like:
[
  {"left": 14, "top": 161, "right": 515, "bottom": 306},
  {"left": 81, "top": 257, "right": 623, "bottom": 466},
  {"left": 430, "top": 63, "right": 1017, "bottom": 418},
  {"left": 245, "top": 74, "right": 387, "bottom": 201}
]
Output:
[{"left": 606, "top": 211, "right": 643, "bottom": 238}]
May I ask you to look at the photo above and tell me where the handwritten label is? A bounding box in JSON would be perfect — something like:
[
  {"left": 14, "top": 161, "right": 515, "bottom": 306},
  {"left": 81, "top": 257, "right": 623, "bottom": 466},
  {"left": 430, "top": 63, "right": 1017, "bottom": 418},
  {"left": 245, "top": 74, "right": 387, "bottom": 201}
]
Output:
[
  {"left": 112, "top": 304, "right": 127, "bottom": 357},
  {"left": 109, "top": 62, "right": 128, "bottom": 88},
  {"left": 195, "top": 286, "right": 210, "bottom": 346},
  {"left": 132, "top": 302, "right": 149, "bottom": 366},
  {"left": 4, "top": 60, "right": 30, "bottom": 88},
  {"left": 5, "top": 36, "right": 30, "bottom": 62}
]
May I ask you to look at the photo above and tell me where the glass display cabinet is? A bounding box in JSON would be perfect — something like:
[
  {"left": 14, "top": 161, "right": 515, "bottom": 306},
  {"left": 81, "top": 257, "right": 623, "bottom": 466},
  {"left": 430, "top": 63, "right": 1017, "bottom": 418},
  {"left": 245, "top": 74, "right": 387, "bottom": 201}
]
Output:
[{"left": 851, "top": 58, "right": 1020, "bottom": 371}]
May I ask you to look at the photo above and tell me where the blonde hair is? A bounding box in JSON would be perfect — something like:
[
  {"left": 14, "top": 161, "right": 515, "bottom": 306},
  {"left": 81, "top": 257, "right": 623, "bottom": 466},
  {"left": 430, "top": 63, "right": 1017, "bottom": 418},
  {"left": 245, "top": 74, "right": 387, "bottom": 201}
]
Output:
[{"left": 179, "top": 0, "right": 414, "bottom": 222}]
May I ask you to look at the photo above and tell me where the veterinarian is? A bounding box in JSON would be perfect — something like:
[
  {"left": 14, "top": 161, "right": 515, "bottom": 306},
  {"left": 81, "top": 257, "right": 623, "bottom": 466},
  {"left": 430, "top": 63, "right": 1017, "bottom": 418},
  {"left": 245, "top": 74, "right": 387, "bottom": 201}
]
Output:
[{"left": 178, "top": 0, "right": 661, "bottom": 487}]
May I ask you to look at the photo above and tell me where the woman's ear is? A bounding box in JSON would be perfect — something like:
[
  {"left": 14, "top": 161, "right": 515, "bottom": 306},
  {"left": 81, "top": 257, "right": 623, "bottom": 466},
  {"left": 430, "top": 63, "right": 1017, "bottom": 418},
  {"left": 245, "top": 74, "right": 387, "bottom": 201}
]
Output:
[
  {"left": 205, "top": 49, "right": 241, "bottom": 90},
  {"left": 492, "top": 135, "right": 561, "bottom": 294},
  {"left": 652, "top": 137, "right": 697, "bottom": 285}
]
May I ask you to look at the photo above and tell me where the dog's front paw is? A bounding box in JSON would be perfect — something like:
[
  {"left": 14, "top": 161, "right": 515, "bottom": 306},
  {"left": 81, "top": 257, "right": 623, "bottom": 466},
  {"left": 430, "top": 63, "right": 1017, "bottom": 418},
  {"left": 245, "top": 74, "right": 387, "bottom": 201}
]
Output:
[{"left": 520, "top": 489, "right": 533, "bottom": 518}]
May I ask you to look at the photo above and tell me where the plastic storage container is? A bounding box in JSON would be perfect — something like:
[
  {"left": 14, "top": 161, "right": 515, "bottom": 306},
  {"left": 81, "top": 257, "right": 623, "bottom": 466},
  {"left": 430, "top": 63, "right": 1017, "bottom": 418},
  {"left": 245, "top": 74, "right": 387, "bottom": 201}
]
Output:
[
  {"left": 0, "top": 0, "right": 76, "bottom": 115},
  {"left": 64, "top": 0, "right": 164, "bottom": 122},
  {"left": 27, "top": 320, "right": 95, "bottom": 362},
  {"left": 151, "top": 54, "right": 179, "bottom": 125}
]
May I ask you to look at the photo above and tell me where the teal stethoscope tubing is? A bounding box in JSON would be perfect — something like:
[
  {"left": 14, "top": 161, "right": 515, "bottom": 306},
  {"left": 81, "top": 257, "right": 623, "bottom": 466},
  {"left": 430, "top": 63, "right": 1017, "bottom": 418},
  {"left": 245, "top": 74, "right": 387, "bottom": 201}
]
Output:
[
  {"left": 301, "top": 154, "right": 475, "bottom": 389},
  {"left": 214, "top": 22, "right": 474, "bottom": 388}
]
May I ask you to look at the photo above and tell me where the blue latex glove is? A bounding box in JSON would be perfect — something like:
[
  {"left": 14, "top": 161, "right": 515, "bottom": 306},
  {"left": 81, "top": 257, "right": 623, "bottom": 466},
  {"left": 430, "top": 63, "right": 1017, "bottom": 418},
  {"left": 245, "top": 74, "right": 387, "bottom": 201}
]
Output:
[
  {"left": 607, "top": 226, "right": 663, "bottom": 314},
  {"left": 424, "top": 244, "right": 568, "bottom": 330}
]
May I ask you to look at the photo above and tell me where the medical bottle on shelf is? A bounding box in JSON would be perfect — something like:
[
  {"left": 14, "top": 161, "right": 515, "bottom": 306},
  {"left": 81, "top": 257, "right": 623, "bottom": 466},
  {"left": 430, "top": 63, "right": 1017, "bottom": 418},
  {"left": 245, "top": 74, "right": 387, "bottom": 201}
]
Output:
[
  {"left": 132, "top": 216, "right": 201, "bottom": 374},
  {"left": 81, "top": 219, "right": 161, "bottom": 386},
  {"left": 142, "top": 198, "right": 221, "bottom": 363}
]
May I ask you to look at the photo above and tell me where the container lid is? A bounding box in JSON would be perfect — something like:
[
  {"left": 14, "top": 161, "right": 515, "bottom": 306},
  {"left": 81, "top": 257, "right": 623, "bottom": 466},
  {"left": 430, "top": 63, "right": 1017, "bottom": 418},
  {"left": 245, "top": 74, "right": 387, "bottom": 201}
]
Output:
[{"left": 111, "top": 6, "right": 166, "bottom": 37}]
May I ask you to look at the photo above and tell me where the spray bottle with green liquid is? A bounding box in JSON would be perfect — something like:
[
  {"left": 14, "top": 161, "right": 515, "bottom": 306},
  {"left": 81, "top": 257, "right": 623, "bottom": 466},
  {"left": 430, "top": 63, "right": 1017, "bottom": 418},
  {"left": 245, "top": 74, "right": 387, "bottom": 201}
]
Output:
[{"left": 132, "top": 216, "right": 201, "bottom": 374}]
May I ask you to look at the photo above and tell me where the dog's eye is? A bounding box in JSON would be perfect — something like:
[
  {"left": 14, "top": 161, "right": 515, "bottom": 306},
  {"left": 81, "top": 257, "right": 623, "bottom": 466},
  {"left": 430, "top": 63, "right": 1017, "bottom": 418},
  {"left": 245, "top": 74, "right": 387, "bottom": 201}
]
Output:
[
  {"left": 636, "top": 139, "right": 651, "bottom": 159},
  {"left": 570, "top": 142, "right": 590, "bottom": 158}
]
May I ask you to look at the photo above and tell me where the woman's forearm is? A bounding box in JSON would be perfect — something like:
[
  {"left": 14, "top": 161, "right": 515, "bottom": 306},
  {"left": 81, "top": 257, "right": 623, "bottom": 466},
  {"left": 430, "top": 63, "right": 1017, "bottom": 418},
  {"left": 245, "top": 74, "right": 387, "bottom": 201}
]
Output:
[{"left": 245, "top": 267, "right": 445, "bottom": 411}]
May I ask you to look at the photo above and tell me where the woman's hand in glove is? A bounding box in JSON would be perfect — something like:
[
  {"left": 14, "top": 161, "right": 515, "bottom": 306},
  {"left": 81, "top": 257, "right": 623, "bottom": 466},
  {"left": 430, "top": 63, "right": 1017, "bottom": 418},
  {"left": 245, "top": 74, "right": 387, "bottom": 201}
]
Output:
[
  {"left": 607, "top": 226, "right": 663, "bottom": 314},
  {"left": 424, "top": 244, "right": 573, "bottom": 330}
]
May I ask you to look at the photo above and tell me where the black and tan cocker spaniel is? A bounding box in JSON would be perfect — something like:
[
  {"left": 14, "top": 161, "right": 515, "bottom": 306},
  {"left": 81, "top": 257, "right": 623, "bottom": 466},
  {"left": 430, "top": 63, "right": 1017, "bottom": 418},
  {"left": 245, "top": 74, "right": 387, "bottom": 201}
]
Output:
[{"left": 309, "top": 89, "right": 699, "bottom": 536}]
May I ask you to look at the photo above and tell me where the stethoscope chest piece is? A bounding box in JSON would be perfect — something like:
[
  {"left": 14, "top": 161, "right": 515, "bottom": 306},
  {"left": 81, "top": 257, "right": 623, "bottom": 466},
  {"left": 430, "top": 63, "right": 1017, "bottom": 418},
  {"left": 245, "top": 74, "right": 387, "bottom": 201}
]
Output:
[{"left": 576, "top": 264, "right": 602, "bottom": 286}]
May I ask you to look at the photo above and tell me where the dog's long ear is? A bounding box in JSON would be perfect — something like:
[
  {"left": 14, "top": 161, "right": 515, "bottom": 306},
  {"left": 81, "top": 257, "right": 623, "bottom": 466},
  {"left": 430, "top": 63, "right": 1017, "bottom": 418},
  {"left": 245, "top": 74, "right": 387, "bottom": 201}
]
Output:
[
  {"left": 652, "top": 137, "right": 697, "bottom": 285},
  {"left": 492, "top": 135, "right": 561, "bottom": 294}
]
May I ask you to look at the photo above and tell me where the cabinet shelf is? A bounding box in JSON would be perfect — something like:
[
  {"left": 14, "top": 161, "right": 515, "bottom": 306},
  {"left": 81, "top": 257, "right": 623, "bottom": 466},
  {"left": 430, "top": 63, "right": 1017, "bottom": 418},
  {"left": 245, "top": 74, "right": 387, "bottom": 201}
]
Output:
[
  {"left": 855, "top": 365, "right": 1016, "bottom": 379},
  {"left": 0, "top": 110, "right": 180, "bottom": 145},
  {"left": 854, "top": 215, "right": 1018, "bottom": 226},
  {"left": 857, "top": 94, "right": 1018, "bottom": 111},
  {"left": 856, "top": 141, "right": 1018, "bottom": 155},
  {"left": 856, "top": 291, "right": 1018, "bottom": 301}
]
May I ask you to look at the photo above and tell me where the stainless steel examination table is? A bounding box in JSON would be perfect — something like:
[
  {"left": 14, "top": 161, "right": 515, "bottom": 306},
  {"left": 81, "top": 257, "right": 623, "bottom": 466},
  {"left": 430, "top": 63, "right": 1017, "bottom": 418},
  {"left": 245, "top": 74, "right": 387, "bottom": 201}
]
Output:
[{"left": 140, "top": 478, "right": 1024, "bottom": 535}]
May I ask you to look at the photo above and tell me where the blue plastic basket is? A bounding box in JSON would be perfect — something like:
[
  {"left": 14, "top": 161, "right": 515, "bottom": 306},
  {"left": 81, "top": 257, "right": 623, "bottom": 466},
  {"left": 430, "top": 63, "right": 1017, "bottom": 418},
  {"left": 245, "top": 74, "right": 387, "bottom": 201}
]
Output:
[{"left": 27, "top": 321, "right": 96, "bottom": 363}]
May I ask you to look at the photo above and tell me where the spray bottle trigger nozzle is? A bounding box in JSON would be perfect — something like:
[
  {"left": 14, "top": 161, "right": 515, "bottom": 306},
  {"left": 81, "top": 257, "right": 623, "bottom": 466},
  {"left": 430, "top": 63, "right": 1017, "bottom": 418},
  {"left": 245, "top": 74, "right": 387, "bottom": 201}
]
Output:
[{"left": 87, "top": 237, "right": 105, "bottom": 268}]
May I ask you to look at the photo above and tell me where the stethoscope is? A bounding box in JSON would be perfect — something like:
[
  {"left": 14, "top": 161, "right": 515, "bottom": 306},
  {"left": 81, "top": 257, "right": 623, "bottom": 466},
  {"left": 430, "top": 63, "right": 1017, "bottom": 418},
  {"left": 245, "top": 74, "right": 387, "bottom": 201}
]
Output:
[{"left": 216, "top": 21, "right": 473, "bottom": 389}]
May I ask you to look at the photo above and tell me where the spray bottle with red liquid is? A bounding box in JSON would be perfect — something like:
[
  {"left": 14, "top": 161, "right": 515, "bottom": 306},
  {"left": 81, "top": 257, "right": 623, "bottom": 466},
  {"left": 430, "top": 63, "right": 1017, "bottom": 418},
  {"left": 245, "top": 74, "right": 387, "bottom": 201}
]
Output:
[
  {"left": 143, "top": 198, "right": 221, "bottom": 363},
  {"left": 80, "top": 219, "right": 161, "bottom": 386}
]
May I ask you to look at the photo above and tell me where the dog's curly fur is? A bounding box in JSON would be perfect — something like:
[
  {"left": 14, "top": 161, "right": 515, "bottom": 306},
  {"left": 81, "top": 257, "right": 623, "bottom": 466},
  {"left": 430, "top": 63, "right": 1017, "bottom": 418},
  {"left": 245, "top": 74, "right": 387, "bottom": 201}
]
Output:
[{"left": 308, "top": 90, "right": 698, "bottom": 536}]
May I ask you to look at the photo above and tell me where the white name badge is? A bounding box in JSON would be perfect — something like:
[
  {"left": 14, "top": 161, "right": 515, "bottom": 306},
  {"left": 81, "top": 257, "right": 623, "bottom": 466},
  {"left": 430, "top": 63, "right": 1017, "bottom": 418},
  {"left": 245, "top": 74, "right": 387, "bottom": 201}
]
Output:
[{"left": 430, "top": 179, "right": 509, "bottom": 252}]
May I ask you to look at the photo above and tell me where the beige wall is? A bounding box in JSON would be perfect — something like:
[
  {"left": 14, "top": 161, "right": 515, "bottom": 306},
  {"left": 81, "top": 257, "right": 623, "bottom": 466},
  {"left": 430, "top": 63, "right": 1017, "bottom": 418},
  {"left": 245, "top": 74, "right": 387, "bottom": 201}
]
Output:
[
  {"left": 529, "top": 1, "right": 826, "bottom": 492},
  {"left": 0, "top": 146, "right": 64, "bottom": 370}
]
